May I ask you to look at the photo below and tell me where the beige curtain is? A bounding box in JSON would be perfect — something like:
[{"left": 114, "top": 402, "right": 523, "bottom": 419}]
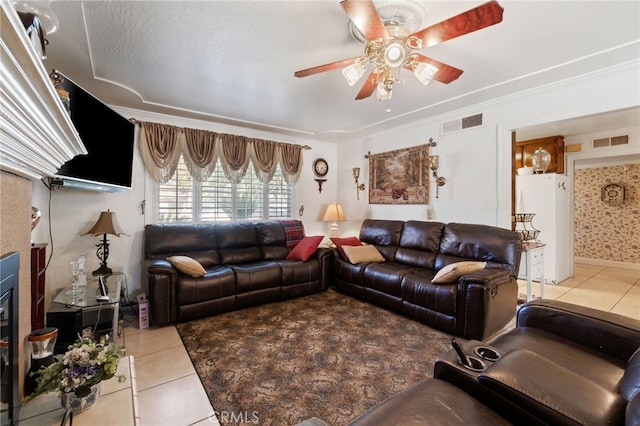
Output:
[
  {"left": 218, "top": 133, "right": 250, "bottom": 183},
  {"left": 138, "top": 121, "right": 306, "bottom": 184},
  {"left": 250, "top": 139, "right": 279, "bottom": 183},
  {"left": 183, "top": 128, "right": 218, "bottom": 182},
  {"left": 279, "top": 143, "right": 303, "bottom": 185},
  {"left": 139, "top": 122, "right": 183, "bottom": 184}
]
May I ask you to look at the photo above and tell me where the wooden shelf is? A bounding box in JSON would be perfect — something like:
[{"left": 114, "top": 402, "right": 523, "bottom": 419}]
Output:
[
  {"left": 30, "top": 243, "right": 47, "bottom": 330},
  {"left": 515, "top": 135, "right": 565, "bottom": 174}
]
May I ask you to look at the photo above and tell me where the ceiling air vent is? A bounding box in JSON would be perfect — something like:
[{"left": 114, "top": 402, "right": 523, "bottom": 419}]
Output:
[
  {"left": 441, "top": 113, "right": 483, "bottom": 135},
  {"left": 592, "top": 135, "right": 629, "bottom": 149}
]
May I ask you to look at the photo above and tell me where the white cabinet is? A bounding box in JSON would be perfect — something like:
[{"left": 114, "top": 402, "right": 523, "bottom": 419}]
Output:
[
  {"left": 516, "top": 174, "right": 571, "bottom": 284},
  {"left": 519, "top": 243, "right": 545, "bottom": 301}
]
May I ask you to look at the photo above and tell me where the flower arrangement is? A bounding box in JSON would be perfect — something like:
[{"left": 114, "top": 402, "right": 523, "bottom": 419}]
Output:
[{"left": 29, "top": 329, "right": 126, "bottom": 400}]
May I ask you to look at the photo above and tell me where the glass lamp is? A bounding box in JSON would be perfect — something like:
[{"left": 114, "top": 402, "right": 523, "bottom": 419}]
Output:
[
  {"left": 413, "top": 62, "right": 439, "bottom": 85},
  {"left": 322, "top": 203, "right": 347, "bottom": 237},
  {"left": 342, "top": 61, "right": 366, "bottom": 86},
  {"left": 532, "top": 147, "right": 551, "bottom": 173}
]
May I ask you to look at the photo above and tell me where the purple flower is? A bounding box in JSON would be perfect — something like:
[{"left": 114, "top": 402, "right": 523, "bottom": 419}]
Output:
[{"left": 68, "top": 366, "right": 84, "bottom": 378}]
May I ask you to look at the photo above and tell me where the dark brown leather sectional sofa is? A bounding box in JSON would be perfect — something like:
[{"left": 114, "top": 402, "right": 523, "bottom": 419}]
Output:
[
  {"left": 144, "top": 221, "right": 333, "bottom": 325},
  {"left": 333, "top": 219, "right": 522, "bottom": 340},
  {"left": 348, "top": 299, "right": 640, "bottom": 425},
  {"left": 144, "top": 218, "right": 522, "bottom": 341}
]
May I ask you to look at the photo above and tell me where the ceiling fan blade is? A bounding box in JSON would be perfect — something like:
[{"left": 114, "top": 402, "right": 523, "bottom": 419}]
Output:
[
  {"left": 405, "top": 54, "right": 463, "bottom": 84},
  {"left": 340, "top": 0, "right": 389, "bottom": 41},
  {"left": 410, "top": 0, "right": 504, "bottom": 49},
  {"left": 294, "top": 57, "right": 359, "bottom": 78},
  {"left": 355, "top": 70, "right": 379, "bottom": 100}
]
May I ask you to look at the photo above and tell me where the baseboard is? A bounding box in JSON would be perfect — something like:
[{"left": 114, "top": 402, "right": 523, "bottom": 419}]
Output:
[{"left": 575, "top": 257, "right": 640, "bottom": 271}]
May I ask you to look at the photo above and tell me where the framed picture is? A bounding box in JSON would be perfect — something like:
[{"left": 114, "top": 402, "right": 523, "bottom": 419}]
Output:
[{"left": 368, "top": 144, "right": 429, "bottom": 204}]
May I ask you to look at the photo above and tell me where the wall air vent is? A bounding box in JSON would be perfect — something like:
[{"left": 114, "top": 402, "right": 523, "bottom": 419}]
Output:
[
  {"left": 441, "top": 113, "right": 483, "bottom": 135},
  {"left": 592, "top": 135, "right": 629, "bottom": 149}
]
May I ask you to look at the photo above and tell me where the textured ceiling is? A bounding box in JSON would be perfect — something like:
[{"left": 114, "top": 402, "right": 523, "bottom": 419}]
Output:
[{"left": 41, "top": 1, "right": 640, "bottom": 143}]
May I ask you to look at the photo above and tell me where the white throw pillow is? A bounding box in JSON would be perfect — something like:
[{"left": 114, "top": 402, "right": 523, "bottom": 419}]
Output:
[
  {"left": 432, "top": 261, "right": 487, "bottom": 284},
  {"left": 167, "top": 255, "right": 206, "bottom": 277}
]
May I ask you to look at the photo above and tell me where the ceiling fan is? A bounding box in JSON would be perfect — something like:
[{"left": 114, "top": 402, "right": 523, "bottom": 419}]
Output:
[{"left": 294, "top": 0, "right": 504, "bottom": 101}]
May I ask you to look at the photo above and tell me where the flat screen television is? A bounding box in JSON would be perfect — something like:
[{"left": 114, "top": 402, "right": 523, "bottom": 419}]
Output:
[{"left": 52, "top": 70, "right": 136, "bottom": 192}]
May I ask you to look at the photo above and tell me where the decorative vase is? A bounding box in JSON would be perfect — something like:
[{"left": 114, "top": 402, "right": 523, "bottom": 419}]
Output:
[
  {"left": 60, "top": 383, "right": 101, "bottom": 413},
  {"left": 531, "top": 147, "right": 551, "bottom": 173}
]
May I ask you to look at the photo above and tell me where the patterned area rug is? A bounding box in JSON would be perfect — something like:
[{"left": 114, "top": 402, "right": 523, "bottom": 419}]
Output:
[{"left": 176, "top": 288, "right": 456, "bottom": 426}]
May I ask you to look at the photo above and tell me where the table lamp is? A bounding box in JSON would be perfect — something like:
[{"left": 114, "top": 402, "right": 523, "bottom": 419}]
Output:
[
  {"left": 322, "top": 202, "right": 346, "bottom": 237},
  {"left": 82, "top": 210, "right": 127, "bottom": 276}
]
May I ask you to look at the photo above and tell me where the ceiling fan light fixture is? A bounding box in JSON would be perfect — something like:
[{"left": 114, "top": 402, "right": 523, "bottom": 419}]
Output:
[
  {"left": 342, "top": 61, "right": 367, "bottom": 86},
  {"left": 413, "top": 62, "right": 439, "bottom": 85},
  {"left": 376, "top": 82, "right": 393, "bottom": 101},
  {"left": 384, "top": 42, "right": 406, "bottom": 68}
]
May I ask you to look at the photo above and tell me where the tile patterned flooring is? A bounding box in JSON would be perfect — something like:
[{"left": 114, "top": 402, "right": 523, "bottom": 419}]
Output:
[{"left": 121, "top": 263, "right": 639, "bottom": 426}]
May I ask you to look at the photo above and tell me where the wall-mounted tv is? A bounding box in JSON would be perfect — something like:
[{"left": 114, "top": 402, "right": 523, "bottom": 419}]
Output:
[{"left": 52, "top": 70, "right": 136, "bottom": 192}]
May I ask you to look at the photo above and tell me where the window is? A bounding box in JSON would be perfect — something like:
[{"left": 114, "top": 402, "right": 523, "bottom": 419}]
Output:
[{"left": 157, "top": 158, "right": 292, "bottom": 223}]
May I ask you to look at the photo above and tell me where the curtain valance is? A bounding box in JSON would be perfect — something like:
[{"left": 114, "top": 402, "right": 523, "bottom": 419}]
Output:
[{"left": 138, "top": 121, "right": 308, "bottom": 184}]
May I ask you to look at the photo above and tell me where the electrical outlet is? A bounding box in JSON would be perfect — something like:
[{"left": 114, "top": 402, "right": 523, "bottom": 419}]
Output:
[{"left": 490, "top": 199, "right": 498, "bottom": 210}]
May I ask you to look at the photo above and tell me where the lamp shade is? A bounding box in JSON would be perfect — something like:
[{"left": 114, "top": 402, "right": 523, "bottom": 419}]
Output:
[
  {"left": 81, "top": 211, "right": 127, "bottom": 237},
  {"left": 322, "top": 203, "right": 347, "bottom": 222}
]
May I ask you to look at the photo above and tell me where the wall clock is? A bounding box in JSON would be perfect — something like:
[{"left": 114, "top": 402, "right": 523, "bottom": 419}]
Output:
[
  {"left": 313, "top": 158, "right": 329, "bottom": 177},
  {"left": 601, "top": 183, "right": 625, "bottom": 205}
]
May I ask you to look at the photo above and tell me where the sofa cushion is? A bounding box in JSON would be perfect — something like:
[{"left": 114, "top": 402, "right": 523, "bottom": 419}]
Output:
[
  {"left": 620, "top": 347, "right": 640, "bottom": 401},
  {"left": 232, "top": 261, "right": 281, "bottom": 293},
  {"left": 437, "top": 223, "right": 521, "bottom": 276},
  {"left": 348, "top": 378, "right": 510, "bottom": 426},
  {"left": 359, "top": 219, "right": 403, "bottom": 259},
  {"left": 331, "top": 236, "right": 362, "bottom": 260},
  {"left": 287, "top": 236, "right": 323, "bottom": 261},
  {"left": 167, "top": 255, "right": 207, "bottom": 277},
  {"left": 342, "top": 244, "right": 384, "bottom": 264},
  {"left": 432, "top": 261, "right": 487, "bottom": 284},
  {"left": 478, "top": 349, "right": 628, "bottom": 426},
  {"left": 176, "top": 266, "right": 236, "bottom": 305},
  {"left": 491, "top": 327, "right": 628, "bottom": 392},
  {"left": 401, "top": 272, "right": 457, "bottom": 316}
]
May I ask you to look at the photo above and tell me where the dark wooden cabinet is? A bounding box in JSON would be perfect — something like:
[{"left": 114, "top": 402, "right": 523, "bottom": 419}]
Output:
[
  {"left": 515, "top": 135, "right": 565, "bottom": 174},
  {"left": 31, "top": 243, "right": 47, "bottom": 330}
]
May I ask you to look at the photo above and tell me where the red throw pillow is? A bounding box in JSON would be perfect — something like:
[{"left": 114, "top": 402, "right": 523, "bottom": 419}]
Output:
[
  {"left": 331, "top": 236, "right": 362, "bottom": 260},
  {"left": 286, "top": 235, "right": 324, "bottom": 261}
]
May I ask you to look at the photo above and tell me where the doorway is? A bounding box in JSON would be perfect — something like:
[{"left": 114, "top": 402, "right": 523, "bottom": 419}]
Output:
[{"left": 510, "top": 106, "right": 640, "bottom": 279}]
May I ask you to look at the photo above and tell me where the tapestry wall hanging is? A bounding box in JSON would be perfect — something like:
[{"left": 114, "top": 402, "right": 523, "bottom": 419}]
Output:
[{"left": 368, "top": 144, "right": 429, "bottom": 204}]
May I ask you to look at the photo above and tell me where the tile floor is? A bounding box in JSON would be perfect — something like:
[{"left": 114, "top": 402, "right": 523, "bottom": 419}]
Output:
[{"left": 121, "top": 263, "right": 639, "bottom": 426}]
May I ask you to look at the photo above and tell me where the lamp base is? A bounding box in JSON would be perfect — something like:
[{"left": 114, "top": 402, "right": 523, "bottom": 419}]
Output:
[
  {"left": 328, "top": 222, "right": 340, "bottom": 238},
  {"left": 92, "top": 265, "right": 112, "bottom": 276}
]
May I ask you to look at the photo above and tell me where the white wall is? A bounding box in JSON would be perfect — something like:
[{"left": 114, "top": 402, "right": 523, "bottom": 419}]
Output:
[
  {"left": 32, "top": 60, "right": 640, "bottom": 304},
  {"left": 337, "top": 61, "right": 640, "bottom": 234},
  {"left": 31, "top": 110, "right": 338, "bottom": 304}
]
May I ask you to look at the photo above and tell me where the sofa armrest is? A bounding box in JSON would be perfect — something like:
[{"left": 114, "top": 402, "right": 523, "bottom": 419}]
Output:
[
  {"left": 517, "top": 299, "right": 640, "bottom": 362},
  {"left": 145, "top": 258, "right": 178, "bottom": 325},
  {"left": 311, "top": 247, "right": 334, "bottom": 289},
  {"left": 456, "top": 268, "right": 518, "bottom": 340},
  {"left": 478, "top": 349, "right": 627, "bottom": 426},
  {"left": 458, "top": 267, "right": 512, "bottom": 285}
]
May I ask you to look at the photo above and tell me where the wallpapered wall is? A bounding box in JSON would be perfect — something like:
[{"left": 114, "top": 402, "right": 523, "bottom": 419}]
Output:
[{"left": 574, "top": 164, "right": 639, "bottom": 263}]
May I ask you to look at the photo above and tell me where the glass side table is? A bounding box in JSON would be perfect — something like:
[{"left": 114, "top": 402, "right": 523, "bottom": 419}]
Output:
[{"left": 51, "top": 273, "right": 124, "bottom": 346}]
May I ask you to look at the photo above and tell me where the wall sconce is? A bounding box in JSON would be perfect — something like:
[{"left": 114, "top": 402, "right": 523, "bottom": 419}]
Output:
[
  {"left": 352, "top": 168, "right": 366, "bottom": 200},
  {"left": 428, "top": 155, "right": 446, "bottom": 199}
]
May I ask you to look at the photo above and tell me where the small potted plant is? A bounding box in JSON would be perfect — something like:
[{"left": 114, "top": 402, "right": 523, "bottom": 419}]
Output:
[{"left": 27, "top": 329, "right": 126, "bottom": 413}]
